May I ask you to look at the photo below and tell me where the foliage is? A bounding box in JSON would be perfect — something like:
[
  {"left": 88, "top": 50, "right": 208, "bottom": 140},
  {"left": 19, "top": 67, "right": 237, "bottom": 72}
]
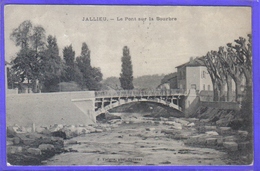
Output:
[
  {"left": 102, "top": 77, "right": 121, "bottom": 90},
  {"left": 58, "top": 81, "right": 82, "bottom": 92},
  {"left": 76, "top": 43, "right": 103, "bottom": 91},
  {"left": 119, "top": 46, "right": 134, "bottom": 90},
  {"left": 10, "top": 20, "right": 46, "bottom": 92},
  {"left": 41, "top": 35, "right": 63, "bottom": 92},
  {"left": 6, "top": 67, "right": 20, "bottom": 89},
  {"left": 62, "top": 44, "right": 83, "bottom": 86},
  {"left": 10, "top": 20, "right": 32, "bottom": 49},
  {"left": 9, "top": 20, "right": 105, "bottom": 93}
]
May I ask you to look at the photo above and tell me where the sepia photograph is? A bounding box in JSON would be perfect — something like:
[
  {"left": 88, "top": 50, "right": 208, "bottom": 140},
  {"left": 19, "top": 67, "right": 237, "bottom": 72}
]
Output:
[{"left": 4, "top": 5, "right": 253, "bottom": 166}]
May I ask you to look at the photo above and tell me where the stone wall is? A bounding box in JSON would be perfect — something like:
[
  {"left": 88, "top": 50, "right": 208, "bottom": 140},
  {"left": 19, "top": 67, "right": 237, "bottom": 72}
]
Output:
[
  {"left": 200, "top": 101, "right": 240, "bottom": 110},
  {"left": 6, "top": 91, "right": 95, "bottom": 127}
]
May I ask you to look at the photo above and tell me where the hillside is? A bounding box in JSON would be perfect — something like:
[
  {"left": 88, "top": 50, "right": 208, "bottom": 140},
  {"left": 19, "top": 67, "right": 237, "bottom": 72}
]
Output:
[{"left": 102, "top": 74, "right": 165, "bottom": 90}]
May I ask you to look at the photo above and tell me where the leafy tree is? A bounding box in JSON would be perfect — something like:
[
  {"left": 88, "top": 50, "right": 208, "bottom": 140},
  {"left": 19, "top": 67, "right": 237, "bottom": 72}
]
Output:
[
  {"left": 31, "top": 26, "right": 46, "bottom": 52},
  {"left": 76, "top": 43, "right": 91, "bottom": 89},
  {"left": 76, "top": 42, "right": 103, "bottom": 90},
  {"left": 10, "top": 20, "right": 46, "bottom": 93},
  {"left": 119, "top": 46, "right": 134, "bottom": 90},
  {"left": 62, "top": 45, "right": 76, "bottom": 82},
  {"left": 41, "top": 35, "right": 63, "bottom": 92},
  {"left": 10, "top": 20, "right": 32, "bottom": 49},
  {"left": 6, "top": 67, "right": 20, "bottom": 89},
  {"left": 89, "top": 67, "right": 103, "bottom": 90}
]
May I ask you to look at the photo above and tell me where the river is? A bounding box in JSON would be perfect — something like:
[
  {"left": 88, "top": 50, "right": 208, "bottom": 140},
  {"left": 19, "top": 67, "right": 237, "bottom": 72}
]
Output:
[{"left": 45, "top": 112, "right": 228, "bottom": 165}]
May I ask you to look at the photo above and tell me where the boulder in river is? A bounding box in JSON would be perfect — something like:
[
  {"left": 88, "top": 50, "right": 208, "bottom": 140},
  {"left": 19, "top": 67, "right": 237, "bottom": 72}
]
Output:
[
  {"left": 27, "top": 148, "right": 42, "bottom": 156},
  {"left": 216, "top": 119, "right": 230, "bottom": 127},
  {"left": 218, "top": 127, "right": 232, "bottom": 135},
  {"left": 7, "top": 146, "right": 23, "bottom": 154},
  {"left": 187, "top": 122, "right": 195, "bottom": 127},
  {"left": 205, "top": 131, "right": 219, "bottom": 136},
  {"left": 38, "top": 144, "right": 55, "bottom": 151},
  {"left": 49, "top": 124, "right": 64, "bottom": 132},
  {"left": 223, "top": 142, "right": 238, "bottom": 151},
  {"left": 7, "top": 140, "right": 14, "bottom": 146},
  {"left": 238, "top": 141, "right": 250, "bottom": 151},
  {"left": 146, "top": 127, "right": 155, "bottom": 131},
  {"left": 64, "top": 140, "right": 78, "bottom": 145},
  {"left": 51, "top": 131, "right": 67, "bottom": 139},
  {"left": 174, "top": 118, "right": 189, "bottom": 126},
  {"left": 206, "top": 138, "right": 217, "bottom": 146},
  {"left": 238, "top": 130, "right": 248, "bottom": 140},
  {"left": 205, "top": 126, "right": 217, "bottom": 131}
]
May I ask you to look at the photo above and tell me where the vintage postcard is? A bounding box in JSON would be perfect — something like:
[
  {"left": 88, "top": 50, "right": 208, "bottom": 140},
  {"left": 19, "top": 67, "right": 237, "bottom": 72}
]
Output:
[{"left": 4, "top": 5, "right": 253, "bottom": 167}]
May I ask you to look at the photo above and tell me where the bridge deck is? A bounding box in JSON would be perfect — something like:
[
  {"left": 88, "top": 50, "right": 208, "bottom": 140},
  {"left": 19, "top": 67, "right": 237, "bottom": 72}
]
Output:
[{"left": 95, "top": 89, "right": 186, "bottom": 98}]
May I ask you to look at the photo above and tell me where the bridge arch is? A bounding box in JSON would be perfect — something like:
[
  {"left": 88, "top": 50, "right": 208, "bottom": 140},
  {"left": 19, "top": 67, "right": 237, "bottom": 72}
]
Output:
[{"left": 95, "top": 97, "right": 183, "bottom": 116}]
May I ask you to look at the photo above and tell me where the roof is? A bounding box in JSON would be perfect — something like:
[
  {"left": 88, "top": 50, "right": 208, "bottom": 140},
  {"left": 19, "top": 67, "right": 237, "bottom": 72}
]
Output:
[
  {"left": 176, "top": 57, "right": 205, "bottom": 68},
  {"left": 161, "top": 72, "right": 177, "bottom": 83}
]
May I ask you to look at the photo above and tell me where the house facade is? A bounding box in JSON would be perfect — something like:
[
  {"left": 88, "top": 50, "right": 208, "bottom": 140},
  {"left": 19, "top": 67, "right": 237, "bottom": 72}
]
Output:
[{"left": 176, "top": 57, "right": 213, "bottom": 92}]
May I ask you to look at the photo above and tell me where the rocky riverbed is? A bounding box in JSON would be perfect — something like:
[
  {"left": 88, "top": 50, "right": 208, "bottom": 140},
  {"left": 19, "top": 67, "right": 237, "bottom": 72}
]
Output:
[
  {"left": 6, "top": 104, "right": 252, "bottom": 166},
  {"left": 43, "top": 112, "right": 252, "bottom": 165}
]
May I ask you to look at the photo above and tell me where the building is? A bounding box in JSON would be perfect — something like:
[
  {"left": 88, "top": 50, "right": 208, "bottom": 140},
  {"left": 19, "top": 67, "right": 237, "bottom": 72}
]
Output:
[
  {"left": 176, "top": 57, "right": 213, "bottom": 92},
  {"left": 157, "top": 72, "right": 178, "bottom": 90}
]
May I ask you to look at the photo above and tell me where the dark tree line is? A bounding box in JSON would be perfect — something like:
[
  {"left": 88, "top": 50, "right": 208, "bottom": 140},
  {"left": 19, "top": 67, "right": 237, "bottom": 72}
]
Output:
[
  {"left": 201, "top": 34, "right": 252, "bottom": 102},
  {"left": 8, "top": 20, "right": 103, "bottom": 92}
]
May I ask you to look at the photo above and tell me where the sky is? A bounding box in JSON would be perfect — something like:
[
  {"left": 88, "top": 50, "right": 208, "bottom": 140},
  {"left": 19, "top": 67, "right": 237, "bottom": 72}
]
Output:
[{"left": 4, "top": 5, "right": 251, "bottom": 78}]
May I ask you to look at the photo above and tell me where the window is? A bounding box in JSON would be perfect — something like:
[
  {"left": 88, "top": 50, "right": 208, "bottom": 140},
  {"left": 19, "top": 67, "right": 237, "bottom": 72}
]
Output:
[
  {"left": 201, "top": 71, "right": 206, "bottom": 78},
  {"left": 203, "top": 84, "right": 205, "bottom": 90},
  {"left": 191, "top": 84, "right": 196, "bottom": 89},
  {"left": 208, "top": 85, "right": 210, "bottom": 90}
]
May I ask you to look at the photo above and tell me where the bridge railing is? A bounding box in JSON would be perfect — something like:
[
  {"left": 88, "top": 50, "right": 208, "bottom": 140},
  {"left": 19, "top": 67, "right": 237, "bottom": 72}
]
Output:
[{"left": 95, "top": 89, "right": 185, "bottom": 97}]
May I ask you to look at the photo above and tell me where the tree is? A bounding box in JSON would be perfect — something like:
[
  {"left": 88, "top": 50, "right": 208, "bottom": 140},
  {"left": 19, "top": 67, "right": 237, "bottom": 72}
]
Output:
[
  {"left": 89, "top": 67, "right": 103, "bottom": 90},
  {"left": 31, "top": 26, "right": 46, "bottom": 52},
  {"left": 30, "top": 25, "right": 46, "bottom": 92},
  {"left": 202, "top": 35, "right": 252, "bottom": 102},
  {"left": 76, "top": 43, "right": 91, "bottom": 89},
  {"left": 216, "top": 47, "right": 233, "bottom": 101},
  {"left": 62, "top": 45, "right": 76, "bottom": 82},
  {"left": 10, "top": 20, "right": 32, "bottom": 49},
  {"left": 41, "top": 35, "right": 63, "bottom": 92},
  {"left": 203, "top": 52, "right": 221, "bottom": 101},
  {"left": 10, "top": 20, "right": 46, "bottom": 93},
  {"left": 76, "top": 42, "right": 103, "bottom": 90},
  {"left": 203, "top": 48, "right": 233, "bottom": 102},
  {"left": 6, "top": 67, "right": 20, "bottom": 89},
  {"left": 119, "top": 46, "right": 134, "bottom": 90},
  {"left": 226, "top": 35, "right": 252, "bottom": 87}
]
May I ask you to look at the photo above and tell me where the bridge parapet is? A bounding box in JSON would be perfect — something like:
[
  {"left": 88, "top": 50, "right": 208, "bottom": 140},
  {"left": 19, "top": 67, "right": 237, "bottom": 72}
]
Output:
[{"left": 95, "top": 89, "right": 185, "bottom": 98}]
